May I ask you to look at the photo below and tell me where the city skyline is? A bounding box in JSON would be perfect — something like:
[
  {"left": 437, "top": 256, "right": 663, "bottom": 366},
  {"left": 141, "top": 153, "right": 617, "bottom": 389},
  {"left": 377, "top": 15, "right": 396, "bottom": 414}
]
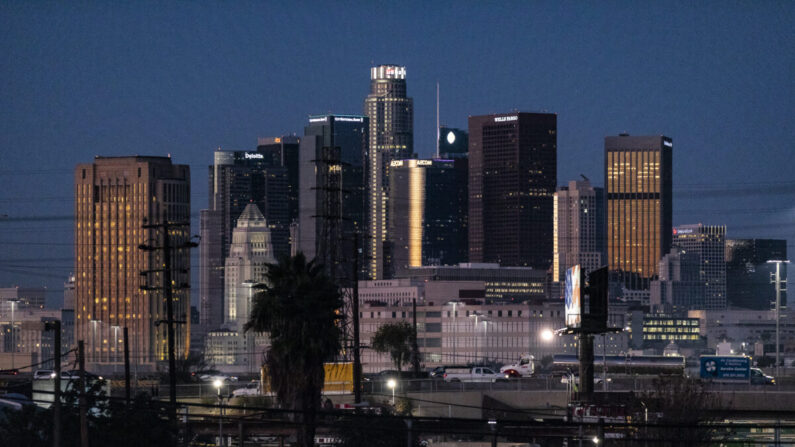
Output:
[{"left": 1, "top": 2, "right": 793, "bottom": 305}]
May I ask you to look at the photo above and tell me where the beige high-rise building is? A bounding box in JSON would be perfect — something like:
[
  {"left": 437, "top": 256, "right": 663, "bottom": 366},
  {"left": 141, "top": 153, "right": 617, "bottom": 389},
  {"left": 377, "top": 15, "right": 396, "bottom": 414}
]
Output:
[{"left": 74, "top": 156, "right": 190, "bottom": 369}]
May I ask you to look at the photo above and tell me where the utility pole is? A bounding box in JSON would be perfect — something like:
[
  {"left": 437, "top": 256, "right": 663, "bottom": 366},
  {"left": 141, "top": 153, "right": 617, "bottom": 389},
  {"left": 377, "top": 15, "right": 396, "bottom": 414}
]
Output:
[
  {"left": 79, "top": 341, "right": 88, "bottom": 447},
  {"left": 140, "top": 220, "right": 197, "bottom": 427},
  {"left": 768, "top": 259, "right": 789, "bottom": 378},
  {"left": 412, "top": 298, "right": 420, "bottom": 377},
  {"left": 45, "top": 320, "right": 62, "bottom": 447},
  {"left": 352, "top": 236, "right": 362, "bottom": 404},
  {"left": 123, "top": 327, "right": 131, "bottom": 406}
]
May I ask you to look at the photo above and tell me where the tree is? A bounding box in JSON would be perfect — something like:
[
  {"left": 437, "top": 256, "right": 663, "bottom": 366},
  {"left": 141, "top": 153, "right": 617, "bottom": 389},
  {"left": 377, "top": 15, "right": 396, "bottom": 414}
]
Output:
[
  {"left": 632, "top": 376, "right": 726, "bottom": 446},
  {"left": 371, "top": 322, "right": 415, "bottom": 373},
  {"left": 245, "top": 253, "right": 343, "bottom": 447}
]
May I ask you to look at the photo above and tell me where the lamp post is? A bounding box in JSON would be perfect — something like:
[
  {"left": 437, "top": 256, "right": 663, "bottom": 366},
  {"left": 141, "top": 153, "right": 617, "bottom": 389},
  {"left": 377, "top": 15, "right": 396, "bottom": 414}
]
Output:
[
  {"left": 90, "top": 319, "right": 99, "bottom": 363},
  {"left": 767, "top": 260, "right": 789, "bottom": 378},
  {"left": 386, "top": 378, "right": 396, "bottom": 405},
  {"left": 111, "top": 325, "right": 120, "bottom": 373},
  {"left": 9, "top": 299, "right": 19, "bottom": 369},
  {"left": 213, "top": 379, "right": 225, "bottom": 447}
]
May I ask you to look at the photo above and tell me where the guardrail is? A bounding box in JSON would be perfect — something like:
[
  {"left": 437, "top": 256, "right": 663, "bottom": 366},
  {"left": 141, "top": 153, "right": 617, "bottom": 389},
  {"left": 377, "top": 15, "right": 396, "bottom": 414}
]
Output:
[{"left": 127, "top": 376, "right": 792, "bottom": 399}]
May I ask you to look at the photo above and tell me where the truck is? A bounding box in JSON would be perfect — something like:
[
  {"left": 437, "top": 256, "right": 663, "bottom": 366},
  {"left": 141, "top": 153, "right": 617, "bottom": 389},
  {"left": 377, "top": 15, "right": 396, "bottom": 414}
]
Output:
[
  {"left": 699, "top": 355, "right": 775, "bottom": 385},
  {"left": 443, "top": 367, "right": 510, "bottom": 383},
  {"left": 500, "top": 354, "right": 535, "bottom": 377}
]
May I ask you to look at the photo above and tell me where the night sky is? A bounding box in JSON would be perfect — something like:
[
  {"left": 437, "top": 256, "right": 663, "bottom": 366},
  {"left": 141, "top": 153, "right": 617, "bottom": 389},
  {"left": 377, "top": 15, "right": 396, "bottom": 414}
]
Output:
[{"left": 1, "top": 1, "right": 792, "bottom": 307}]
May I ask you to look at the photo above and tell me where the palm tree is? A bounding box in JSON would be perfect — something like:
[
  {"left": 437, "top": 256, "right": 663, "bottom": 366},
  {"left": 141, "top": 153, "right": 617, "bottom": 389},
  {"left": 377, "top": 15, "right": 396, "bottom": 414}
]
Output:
[{"left": 245, "top": 253, "right": 343, "bottom": 447}]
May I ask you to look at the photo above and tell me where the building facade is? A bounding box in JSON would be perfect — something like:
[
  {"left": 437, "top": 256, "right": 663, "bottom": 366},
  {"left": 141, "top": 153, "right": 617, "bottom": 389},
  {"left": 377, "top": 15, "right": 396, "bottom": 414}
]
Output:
[
  {"left": 364, "top": 65, "right": 414, "bottom": 280},
  {"left": 468, "top": 113, "right": 557, "bottom": 269},
  {"left": 424, "top": 158, "right": 468, "bottom": 266},
  {"left": 605, "top": 134, "right": 673, "bottom": 291},
  {"left": 725, "top": 239, "right": 787, "bottom": 309},
  {"left": 223, "top": 204, "right": 275, "bottom": 332},
  {"left": 397, "top": 263, "right": 548, "bottom": 303},
  {"left": 553, "top": 179, "right": 606, "bottom": 283},
  {"left": 200, "top": 146, "right": 290, "bottom": 332},
  {"left": 673, "top": 224, "right": 727, "bottom": 310},
  {"left": 298, "top": 114, "right": 368, "bottom": 281},
  {"left": 650, "top": 248, "right": 703, "bottom": 312},
  {"left": 75, "top": 156, "right": 191, "bottom": 367}
]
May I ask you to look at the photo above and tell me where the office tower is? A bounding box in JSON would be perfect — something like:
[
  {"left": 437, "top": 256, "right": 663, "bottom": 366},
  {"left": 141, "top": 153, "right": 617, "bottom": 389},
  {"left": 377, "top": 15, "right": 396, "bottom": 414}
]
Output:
[
  {"left": 364, "top": 65, "right": 414, "bottom": 279},
  {"left": 386, "top": 158, "right": 468, "bottom": 275},
  {"left": 468, "top": 113, "right": 557, "bottom": 269},
  {"left": 553, "top": 179, "right": 606, "bottom": 282},
  {"left": 200, "top": 147, "right": 289, "bottom": 332},
  {"left": 650, "top": 247, "right": 705, "bottom": 312},
  {"left": 424, "top": 158, "right": 468, "bottom": 266},
  {"left": 298, "top": 114, "right": 368, "bottom": 281},
  {"left": 224, "top": 204, "right": 275, "bottom": 332},
  {"left": 605, "top": 134, "right": 673, "bottom": 291},
  {"left": 75, "top": 156, "right": 191, "bottom": 366},
  {"left": 673, "top": 224, "right": 727, "bottom": 310},
  {"left": 257, "top": 136, "right": 300, "bottom": 224},
  {"left": 387, "top": 159, "right": 426, "bottom": 275},
  {"left": 725, "top": 239, "right": 787, "bottom": 309}
]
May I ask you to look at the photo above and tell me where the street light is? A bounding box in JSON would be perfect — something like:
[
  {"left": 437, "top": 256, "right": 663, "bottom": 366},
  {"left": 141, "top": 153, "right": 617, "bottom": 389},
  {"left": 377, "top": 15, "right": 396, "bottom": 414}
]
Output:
[
  {"left": 386, "top": 378, "right": 396, "bottom": 404},
  {"left": 9, "top": 299, "right": 19, "bottom": 369},
  {"left": 766, "top": 259, "right": 789, "bottom": 378},
  {"left": 111, "top": 325, "right": 120, "bottom": 373},
  {"left": 446, "top": 301, "right": 464, "bottom": 364},
  {"left": 213, "top": 379, "right": 225, "bottom": 447},
  {"left": 541, "top": 328, "right": 554, "bottom": 342}
]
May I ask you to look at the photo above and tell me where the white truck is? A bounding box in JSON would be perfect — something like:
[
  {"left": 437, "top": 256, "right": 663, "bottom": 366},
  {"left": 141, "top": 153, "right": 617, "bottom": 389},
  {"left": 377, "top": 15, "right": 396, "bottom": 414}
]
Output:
[
  {"left": 500, "top": 354, "right": 535, "bottom": 377},
  {"left": 443, "top": 367, "right": 509, "bottom": 383}
]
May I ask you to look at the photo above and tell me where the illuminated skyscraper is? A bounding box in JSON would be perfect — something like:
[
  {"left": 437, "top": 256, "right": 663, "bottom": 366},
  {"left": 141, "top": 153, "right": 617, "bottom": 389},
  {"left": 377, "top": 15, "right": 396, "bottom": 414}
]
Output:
[
  {"left": 553, "top": 179, "right": 605, "bottom": 282},
  {"left": 74, "top": 156, "right": 191, "bottom": 367},
  {"left": 364, "top": 65, "right": 414, "bottom": 279},
  {"left": 605, "top": 134, "right": 673, "bottom": 291},
  {"left": 468, "top": 113, "right": 557, "bottom": 269}
]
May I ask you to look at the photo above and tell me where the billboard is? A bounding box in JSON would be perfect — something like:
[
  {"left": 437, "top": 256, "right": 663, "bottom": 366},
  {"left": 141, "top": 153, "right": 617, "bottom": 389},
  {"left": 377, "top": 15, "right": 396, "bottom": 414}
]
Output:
[
  {"left": 565, "top": 265, "right": 582, "bottom": 328},
  {"left": 699, "top": 356, "right": 750, "bottom": 380}
]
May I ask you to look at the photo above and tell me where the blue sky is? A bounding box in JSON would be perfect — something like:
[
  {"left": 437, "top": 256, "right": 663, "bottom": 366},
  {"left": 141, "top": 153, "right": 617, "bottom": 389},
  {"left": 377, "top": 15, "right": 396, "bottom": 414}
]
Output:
[{"left": 1, "top": 1, "right": 792, "bottom": 306}]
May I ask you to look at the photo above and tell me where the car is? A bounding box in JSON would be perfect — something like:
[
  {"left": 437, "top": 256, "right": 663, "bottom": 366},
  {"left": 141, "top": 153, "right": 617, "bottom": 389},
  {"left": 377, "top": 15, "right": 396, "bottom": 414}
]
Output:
[
  {"left": 231, "top": 381, "right": 261, "bottom": 397},
  {"left": 429, "top": 365, "right": 469, "bottom": 379},
  {"left": 33, "top": 369, "right": 57, "bottom": 380},
  {"left": 61, "top": 370, "right": 104, "bottom": 381},
  {"left": 199, "top": 374, "right": 238, "bottom": 383}
]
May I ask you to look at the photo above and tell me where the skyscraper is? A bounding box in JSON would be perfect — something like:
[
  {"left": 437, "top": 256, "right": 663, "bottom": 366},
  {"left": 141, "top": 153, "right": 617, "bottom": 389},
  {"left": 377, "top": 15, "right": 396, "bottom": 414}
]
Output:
[
  {"left": 75, "top": 156, "right": 191, "bottom": 367},
  {"left": 553, "top": 179, "right": 606, "bottom": 283},
  {"left": 387, "top": 159, "right": 426, "bottom": 275},
  {"left": 257, "top": 136, "right": 300, "bottom": 224},
  {"left": 468, "top": 113, "right": 557, "bottom": 269},
  {"left": 605, "top": 134, "right": 673, "bottom": 291},
  {"left": 423, "top": 158, "right": 468, "bottom": 266},
  {"left": 298, "top": 114, "right": 368, "bottom": 281},
  {"left": 725, "top": 239, "right": 787, "bottom": 309},
  {"left": 199, "top": 147, "right": 289, "bottom": 331},
  {"left": 364, "top": 65, "right": 413, "bottom": 279},
  {"left": 224, "top": 204, "right": 275, "bottom": 332},
  {"left": 672, "top": 224, "right": 727, "bottom": 310}
]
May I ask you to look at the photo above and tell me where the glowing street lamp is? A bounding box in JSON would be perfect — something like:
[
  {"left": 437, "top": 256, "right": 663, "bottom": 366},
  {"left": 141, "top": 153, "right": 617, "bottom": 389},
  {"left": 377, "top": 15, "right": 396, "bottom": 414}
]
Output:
[
  {"left": 213, "top": 379, "right": 225, "bottom": 446},
  {"left": 386, "top": 378, "right": 396, "bottom": 404},
  {"left": 540, "top": 328, "right": 554, "bottom": 342}
]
